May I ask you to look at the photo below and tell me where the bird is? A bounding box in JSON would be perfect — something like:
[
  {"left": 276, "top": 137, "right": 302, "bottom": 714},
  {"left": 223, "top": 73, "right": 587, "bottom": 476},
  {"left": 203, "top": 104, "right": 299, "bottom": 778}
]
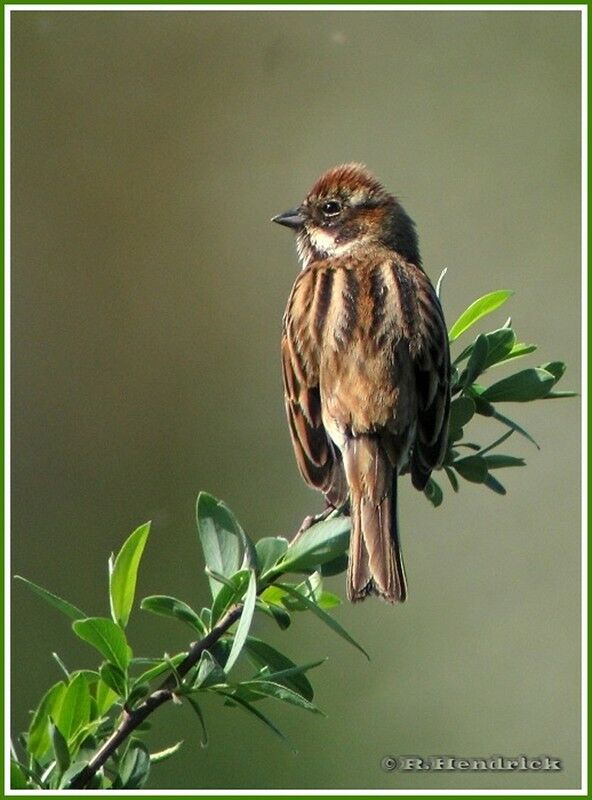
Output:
[{"left": 273, "top": 163, "right": 450, "bottom": 603}]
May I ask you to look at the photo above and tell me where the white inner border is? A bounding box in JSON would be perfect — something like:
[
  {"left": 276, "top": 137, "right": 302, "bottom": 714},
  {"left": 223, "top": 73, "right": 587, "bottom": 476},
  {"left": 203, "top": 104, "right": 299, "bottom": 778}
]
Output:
[{"left": 4, "top": 3, "right": 587, "bottom": 796}]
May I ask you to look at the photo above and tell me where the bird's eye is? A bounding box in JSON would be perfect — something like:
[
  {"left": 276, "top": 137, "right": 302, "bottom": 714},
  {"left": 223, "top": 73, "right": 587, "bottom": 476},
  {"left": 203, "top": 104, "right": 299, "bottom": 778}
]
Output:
[{"left": 321, "top": 199, "right": 342, "bottom": 217}]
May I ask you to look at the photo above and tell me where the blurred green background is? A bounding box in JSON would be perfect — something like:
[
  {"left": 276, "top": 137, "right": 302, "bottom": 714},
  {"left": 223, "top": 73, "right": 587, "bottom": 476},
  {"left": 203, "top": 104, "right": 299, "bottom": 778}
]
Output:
[{"left": 11, "top": 9, "right": 582, "bottom": 791}]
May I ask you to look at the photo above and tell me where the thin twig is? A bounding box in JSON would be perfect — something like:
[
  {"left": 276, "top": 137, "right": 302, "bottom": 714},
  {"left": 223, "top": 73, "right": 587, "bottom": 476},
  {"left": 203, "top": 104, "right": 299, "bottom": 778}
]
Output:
[{"left": 68, "top": 605, "right": 242, "bottom": 789}]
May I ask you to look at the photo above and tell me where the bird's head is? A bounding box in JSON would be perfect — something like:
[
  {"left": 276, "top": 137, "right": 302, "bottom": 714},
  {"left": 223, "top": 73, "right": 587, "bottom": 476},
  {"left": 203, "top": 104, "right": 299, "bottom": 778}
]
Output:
[{"left": 272, "top": 163, "right": 420, "bottom": 267}]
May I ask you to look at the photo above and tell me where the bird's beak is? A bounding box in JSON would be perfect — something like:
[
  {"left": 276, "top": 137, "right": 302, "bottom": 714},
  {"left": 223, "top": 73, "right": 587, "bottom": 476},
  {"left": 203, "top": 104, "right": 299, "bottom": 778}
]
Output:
[{"left": 271, "top": 207, "right": 305, "bottom": 229}]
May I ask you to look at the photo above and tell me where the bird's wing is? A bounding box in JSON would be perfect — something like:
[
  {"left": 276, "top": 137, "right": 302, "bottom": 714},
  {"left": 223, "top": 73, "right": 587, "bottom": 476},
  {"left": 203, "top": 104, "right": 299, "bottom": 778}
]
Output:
[
  {"left": 281, "top": 329, "right": 339, "bottom": 497},
  {"left": 410, "top": 276, "right": 451, "bottom": 490},
  {"left": 282, "top": 294, "right": 348, "bottom": 507}
]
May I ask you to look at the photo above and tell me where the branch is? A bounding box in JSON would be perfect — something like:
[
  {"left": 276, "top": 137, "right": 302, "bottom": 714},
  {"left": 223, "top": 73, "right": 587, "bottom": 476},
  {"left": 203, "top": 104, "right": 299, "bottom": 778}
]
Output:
[
  {"left": 69, "top": 605, "right": 242, "bottom": 789},
  {"left": 67, "top": 508, "right": 332, "bottom": 790}
]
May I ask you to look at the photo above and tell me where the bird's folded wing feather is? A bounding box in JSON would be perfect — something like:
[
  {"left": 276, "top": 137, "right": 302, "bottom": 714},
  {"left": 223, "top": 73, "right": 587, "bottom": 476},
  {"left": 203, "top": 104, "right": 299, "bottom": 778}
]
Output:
[
  {"left": 281, "top": 331, "right": 336, "bottom": 493},
  {"left": 411, "top": 278, "right": 451, "bottom": 489}
]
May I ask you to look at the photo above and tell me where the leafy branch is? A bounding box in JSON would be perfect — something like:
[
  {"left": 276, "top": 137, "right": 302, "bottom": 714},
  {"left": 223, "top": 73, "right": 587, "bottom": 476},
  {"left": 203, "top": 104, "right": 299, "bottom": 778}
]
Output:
[
  {"left": 421, "top": 278, "right": 576, "bottom": 505},
  {"left": 12, "top": 500, "right": 360, "bottom": 790},
  {"left": 67, "top": 604, "right": 243, "bottom": 789},
  {"left": 11, "top": 284, "right": 574, "bottom": 790}
]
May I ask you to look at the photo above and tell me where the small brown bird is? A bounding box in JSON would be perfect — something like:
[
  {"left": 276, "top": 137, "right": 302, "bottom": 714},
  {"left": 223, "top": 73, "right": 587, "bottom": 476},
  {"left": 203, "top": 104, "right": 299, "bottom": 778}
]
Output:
[{"left": 273, "top": 164, "right": 450, "bottom": 603}]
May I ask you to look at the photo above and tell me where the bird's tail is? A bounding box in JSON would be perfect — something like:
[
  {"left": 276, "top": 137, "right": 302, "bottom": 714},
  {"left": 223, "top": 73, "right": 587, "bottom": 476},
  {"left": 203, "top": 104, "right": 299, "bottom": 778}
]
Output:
[{"left": 343, "top": 436, "right": 407, "bottom": 603}]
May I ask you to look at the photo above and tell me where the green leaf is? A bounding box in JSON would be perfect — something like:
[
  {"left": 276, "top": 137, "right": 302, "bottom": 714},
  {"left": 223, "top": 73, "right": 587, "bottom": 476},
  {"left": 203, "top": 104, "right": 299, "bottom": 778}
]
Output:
[
  {"left": 200, "top": 607, "right": 212, "bottom": 628},
  {"left": 237, "top": 680, "right": 323, "bottom": 714},
  {"left": 443, "top": 466, "right": 459, "bottom": 492},
  {"left": 261, "top": 574, "right": 324, "bottom": 612},
  {"left": 210, "top": 639, "right": 233, "bottom": 672},
  {"left": 320, "top": 553, "right": 349, "bottom": 577},
  {"left": 56, "top": 673, "right": 90, "bottom": 740},
  {"left": 210, "top": 638, "right": 232, "bottom": 669},
  {"left": 292, "top": 572, "right": 324, "bottom": 607},
  {"left": 49, "top": 717, "right": 70, "bottom": 774},
  {"left": 451, "top": 426, "right": 465, "bottom": 443},
  {"left": 482, "top": 328, "right": 516, "bottom": 368},
  {"left": 461, "top": 333, "right": 489, "bottom": 386},
  {"left": 132, "top": 653, "right": 186, "bottom": 688},
  {"left": 540, "top": 362, "right": 575, "bottom": 396},
  {"left": 476, "top": 426, "right": 514, "bottom": 457},
  {"left": 271, "top": 515, "right": 351, "bottom": 576},
  {"left": 13, "top": 753, "right": 43, "bottom": 787},
  {"left": 256, "top": 537, "right": 289, "bottom": 577},
  {"left": 481, "top": 368, "right": 555, "bottom": 402},
  {"left": 452, "top": 341, "right": 474, "bottom": 366},
  {"left": 95, "top": 678, "right": 119, "bottom": 717},
  {"left": 11, "top": 760, "right": 30, "bottom": 789},
  {"left": 28, "top": 681, "right": 67, "bottom": 759},
  {"left": 244, "top": 637, "right": 315, "bottom": 701},
  {"left": 224, "top": 570, "right": 257, "bottom": 672},
  {"left": 453, "top": 327, "right": 515, "bottom": 369},
  {"left": 99, "top": 661, "right": 128, "bottom": 698},
  {"left": 277, "top": 582, "right": 369, "bottom": 660},
  {"left": 448, "top": 290, "right": 513, "bottom": 342},
  {"left": 453, "top": 455, "right": 488, "bottom": 483},
  {"left": 260, "top": 585, "right": 289, "bottom": 605},
  {"left": 149, "top": 740, "right": 184, "bottom": 763},
  {"left": 544, "top": 390, "right": 578, "bottom": 399},
  {"left": 210, "top": 569, "right": 250, "bottom": 625},
  {"left": 254, "top": 659, "right": 326, "bottom": 697},
  {"left": 109, "top": 522, "right": 151, "bottom": 629},
  {"left": 162, "top": 653, "right": 185, "bottom": 688},
  {"left": 14, "top": 576, "right": 86, "bottom": 621},
  {"left": 423, "top": 477, "right": 443, "bottom": 507},
  {"left": 317, "top": 591, "right": 341, "bottom": 609},
  {"left": 485, "top": 328, "right": 516, "bottom": 369},
  {"left": 483, "top": 473, "right": 507, "bottom": 495},
  {"left": 67, "top": 717, "right": 109, "bottom": 756},
  {"left": 491, "top": 408, "right": 540, "bottom": 449},
  {"left": 193, "top": 650, "right": 226, "bottom": 689},
  {"left": 115, "top": 741, "right": 151, "bottom": 789},
  {"left": 472, "top": 394, "right": 495, "bottom": 417},
  {"left": 448, "top": 396, "right": 475, "bottom": 433},
  {"left": 72, "top": 617, "right": 130, "bottom": 672},
  {"left": 255, "top": 599, "right": 292, "bottom": 629},
  {"left": 196, "top": 492, "right": 246, "bottom": 598},
  {"left": 58, "top": 761, "right": 93, "bottom": 790},
  {"left": 185, "top": 696, "right": 209, "bottom": 747},
  {"left": 140, "top": 595, "right": 206, "bottom": 636},
  {"left": 491, "top": 341, "right": 537, "bottom": 366},
  {"left": 483, "top": 454, "right": 525, "bottom": 469},
  {"left": 227, "top": 499, "right": 258, "bottom": 568},
  {"left": 203, "top": 567, "right": 238, "bottom": 591},
  {"left": 539, "top": 361, "right": 566, "bottom": 383},
  {"left": 217, "top": 690, "right": 291, "bottom": 750},
  {"left": 127, "top": 682, "right": 150, "bottom": 707}
]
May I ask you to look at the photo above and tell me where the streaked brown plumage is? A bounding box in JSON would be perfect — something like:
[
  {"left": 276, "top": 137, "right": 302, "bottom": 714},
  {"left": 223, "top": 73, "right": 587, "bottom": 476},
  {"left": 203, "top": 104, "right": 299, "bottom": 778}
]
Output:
[{"left": 274, "top": 164, "right": 450, "bottom": 603}]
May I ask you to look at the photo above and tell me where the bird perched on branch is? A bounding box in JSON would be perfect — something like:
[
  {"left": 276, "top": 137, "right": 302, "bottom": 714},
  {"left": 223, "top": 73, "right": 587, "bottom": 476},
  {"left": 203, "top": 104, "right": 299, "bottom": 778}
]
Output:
[{"left": 273, "top": 164, "right": 450, "bottom": 603}]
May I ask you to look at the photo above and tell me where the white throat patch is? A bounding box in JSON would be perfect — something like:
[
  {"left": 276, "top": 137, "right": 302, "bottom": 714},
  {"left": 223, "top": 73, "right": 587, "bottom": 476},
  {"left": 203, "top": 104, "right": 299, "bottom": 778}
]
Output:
[{"left": 308, "top": 229, "right": 358, "bottom": 259}]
